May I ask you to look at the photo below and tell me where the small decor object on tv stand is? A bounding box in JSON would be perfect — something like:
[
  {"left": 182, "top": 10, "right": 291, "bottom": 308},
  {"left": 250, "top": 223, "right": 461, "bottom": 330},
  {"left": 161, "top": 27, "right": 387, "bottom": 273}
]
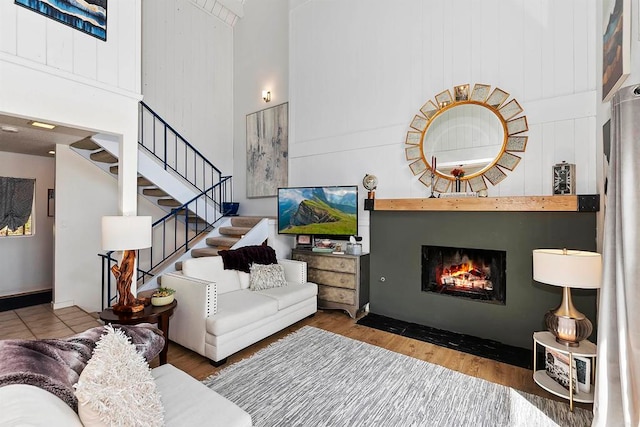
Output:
[
  {"left": 346, "top": 235, "right": 363, "bottom": 255},
  {"left": 313, "top": 238, "right": 335, "bottom": 253}
]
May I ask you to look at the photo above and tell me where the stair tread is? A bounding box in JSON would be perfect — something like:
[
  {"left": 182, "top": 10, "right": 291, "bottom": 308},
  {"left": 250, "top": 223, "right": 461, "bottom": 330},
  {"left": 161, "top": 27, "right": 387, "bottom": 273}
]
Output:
[
  {"left": 191, "top": 248, "right": 222, "bottom": 258},
  {"left": 158, "top": 199, "right": 181, "bottom": 207},
  {"left": 137, "top": 177, "right": 154, "bottom": 186},
  {"left": 109, "top": 165, "right": 118, "bottom": 174},
  {"left": 218, "top": 226, "right": 252, "bottom": 237},
  {"left": 206, "top": 236, "right": 240, "bottom": 247},
  {"left": 174, "top": 262, "right": 182, "bottom": 271},
  {"left": 230, "top": 216, "right": 264, "bottom": 227},
  {"left": 90, "top": 150, "right": 118, "bottom": 164},
  {"left": 143, "top": 188, "right": 169, "bottom": 197},
  {"left": 71, "top": 137, "right": 101, "bottom": 151}
]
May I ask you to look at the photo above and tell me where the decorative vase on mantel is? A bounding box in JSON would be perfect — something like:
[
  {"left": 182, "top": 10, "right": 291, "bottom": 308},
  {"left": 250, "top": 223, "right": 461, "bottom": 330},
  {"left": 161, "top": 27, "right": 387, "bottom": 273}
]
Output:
[{"left": 455, "top": 177, "right": 461, "bottom": 192}]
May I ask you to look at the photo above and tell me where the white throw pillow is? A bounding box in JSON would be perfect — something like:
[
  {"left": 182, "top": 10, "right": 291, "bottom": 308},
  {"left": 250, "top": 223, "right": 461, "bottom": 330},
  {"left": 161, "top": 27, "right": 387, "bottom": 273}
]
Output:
[
  {"left": 74, "top": 325, "right": 164, "bottom": 427},
  {"left": 249, "top": 263, "right": 288, "bottom": 291}
]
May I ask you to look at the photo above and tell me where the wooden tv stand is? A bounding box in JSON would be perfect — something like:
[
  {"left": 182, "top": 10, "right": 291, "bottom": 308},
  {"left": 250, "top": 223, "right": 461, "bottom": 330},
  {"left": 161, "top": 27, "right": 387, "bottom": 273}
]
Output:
[{"left": 292, "top": 249, "right": 370, "bottom": 318}]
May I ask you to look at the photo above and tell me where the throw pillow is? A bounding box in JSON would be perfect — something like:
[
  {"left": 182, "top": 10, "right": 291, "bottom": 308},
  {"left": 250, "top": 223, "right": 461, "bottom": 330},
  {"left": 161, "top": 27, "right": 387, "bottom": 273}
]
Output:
[
  {"left": 74, "top": 325, "right": 164, "bottom": 427},
  {"left": 249, "top": 263, "right": 288, "bottom": 291},
  {"left": 0, "top": 324, "right": 165, "bottom": 413},
  {"left": 219, "top": 244, "right": 277, "bottom": 273}
]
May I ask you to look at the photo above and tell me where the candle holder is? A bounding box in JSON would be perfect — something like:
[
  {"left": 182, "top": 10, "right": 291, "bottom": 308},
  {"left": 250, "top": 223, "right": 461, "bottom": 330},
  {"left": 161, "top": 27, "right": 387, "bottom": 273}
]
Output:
[{"left": 429, "top": 171, "right": 436, "bottom": 198}]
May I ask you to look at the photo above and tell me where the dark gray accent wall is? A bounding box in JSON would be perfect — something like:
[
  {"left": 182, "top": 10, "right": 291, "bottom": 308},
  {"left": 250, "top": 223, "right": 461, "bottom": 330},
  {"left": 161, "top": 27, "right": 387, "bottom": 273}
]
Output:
[{"left": 369, "top": 210, "right": 597, "bottom": 349}]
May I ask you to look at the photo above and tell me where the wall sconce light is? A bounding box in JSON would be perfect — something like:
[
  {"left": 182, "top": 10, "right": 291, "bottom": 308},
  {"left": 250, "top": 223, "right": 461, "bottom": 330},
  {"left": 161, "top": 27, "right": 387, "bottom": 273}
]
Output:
[{"left": 262, "top": 90, "right": 271, "bottom": 102}]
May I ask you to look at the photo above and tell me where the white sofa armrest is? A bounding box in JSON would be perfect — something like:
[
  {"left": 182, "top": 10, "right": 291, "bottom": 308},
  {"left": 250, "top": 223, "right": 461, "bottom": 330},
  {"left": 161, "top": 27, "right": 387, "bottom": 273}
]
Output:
[
  {"left": 162, "top": 272, "right": 217, "bottom": 356},
  {"left": 278, "top": 258, "right": 307, "bottom": 285}
]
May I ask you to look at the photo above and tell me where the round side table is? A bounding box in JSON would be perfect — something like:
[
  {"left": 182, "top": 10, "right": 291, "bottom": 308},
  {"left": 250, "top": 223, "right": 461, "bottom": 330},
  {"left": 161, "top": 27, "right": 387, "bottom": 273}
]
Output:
[{"left": 99, "top": 300, "right": 177, "bottom": 365}]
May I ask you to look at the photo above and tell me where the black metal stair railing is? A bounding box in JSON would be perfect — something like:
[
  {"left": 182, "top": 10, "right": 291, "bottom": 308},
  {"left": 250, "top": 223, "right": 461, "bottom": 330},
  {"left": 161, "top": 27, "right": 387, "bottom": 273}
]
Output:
[
  {"left": 139, "top": 101, "right": 223, "bottom": 194},
  {"left": 99, "top": 176, "right": 232, "bottom": 309},
  {"left": 98, "top": 102, "right": 235, "bottom": 309}
]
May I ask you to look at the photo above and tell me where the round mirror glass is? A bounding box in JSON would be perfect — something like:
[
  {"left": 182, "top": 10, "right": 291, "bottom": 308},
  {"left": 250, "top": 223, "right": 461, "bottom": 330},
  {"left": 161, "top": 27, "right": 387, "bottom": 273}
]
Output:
[{"left": 422, "top": 103, "right": 505, "bottom": 178}]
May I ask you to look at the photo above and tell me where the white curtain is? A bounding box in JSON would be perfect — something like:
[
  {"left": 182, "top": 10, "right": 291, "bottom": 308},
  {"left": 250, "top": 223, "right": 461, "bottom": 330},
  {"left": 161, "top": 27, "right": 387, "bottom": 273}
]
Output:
[{"left": 592, "top": 85, "right": 640, "bottom": 426}]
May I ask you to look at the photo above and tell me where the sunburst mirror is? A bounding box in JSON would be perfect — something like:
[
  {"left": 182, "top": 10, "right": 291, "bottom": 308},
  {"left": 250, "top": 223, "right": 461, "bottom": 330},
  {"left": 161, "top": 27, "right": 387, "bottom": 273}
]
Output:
[{"left": 405, "top": 83, "right": 528, "bottom": 193}]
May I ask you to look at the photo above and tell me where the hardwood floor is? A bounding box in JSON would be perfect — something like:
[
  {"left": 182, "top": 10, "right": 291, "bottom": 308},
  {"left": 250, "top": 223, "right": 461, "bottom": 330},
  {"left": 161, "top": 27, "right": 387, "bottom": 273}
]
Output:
[
  {"left": 162, "top": 309, "right": 589, "bottom": 409},
  {"left": 1, "top": 304, "right": 588, "bottom": 410}
]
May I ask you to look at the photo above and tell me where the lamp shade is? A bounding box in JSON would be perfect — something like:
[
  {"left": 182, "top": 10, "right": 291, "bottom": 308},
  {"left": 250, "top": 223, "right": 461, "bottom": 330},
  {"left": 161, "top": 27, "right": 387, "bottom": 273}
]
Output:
[
  {"left": 532, "top": 249, "right": 602, "bottom": 289},
  {"left": 101, "top": 216, "right": 152, "bottom": 251}
]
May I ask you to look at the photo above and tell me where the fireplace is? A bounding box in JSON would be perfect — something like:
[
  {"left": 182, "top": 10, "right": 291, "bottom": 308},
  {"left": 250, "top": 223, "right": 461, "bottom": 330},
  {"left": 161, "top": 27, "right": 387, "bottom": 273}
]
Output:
[{"left": 422, "top": 245, "right": 506, "bottom": 304}]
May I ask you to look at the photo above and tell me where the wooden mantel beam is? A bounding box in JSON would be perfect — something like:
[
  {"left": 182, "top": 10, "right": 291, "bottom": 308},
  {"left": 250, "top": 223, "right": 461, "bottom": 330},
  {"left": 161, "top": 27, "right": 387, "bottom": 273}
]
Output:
[{"left": 364, "top": 195, "right": 599, "bottom": 212}]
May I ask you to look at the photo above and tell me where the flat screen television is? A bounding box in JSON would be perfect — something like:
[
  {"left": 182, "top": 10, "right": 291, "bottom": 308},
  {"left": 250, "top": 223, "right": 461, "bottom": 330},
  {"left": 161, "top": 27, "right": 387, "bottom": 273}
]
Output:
[{"left": 277, "top": 185, "right": 358, "bottom": 237}]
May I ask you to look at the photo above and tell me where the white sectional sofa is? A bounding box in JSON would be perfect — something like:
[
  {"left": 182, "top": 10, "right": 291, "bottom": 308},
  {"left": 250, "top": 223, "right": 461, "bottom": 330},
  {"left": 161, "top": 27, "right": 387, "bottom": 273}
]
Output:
[
  {"left": 162, "top": 256, "right": 317, "bottom": 365},
  {"left": 0, "top": 364, "right": 252, "bottom": 427}
]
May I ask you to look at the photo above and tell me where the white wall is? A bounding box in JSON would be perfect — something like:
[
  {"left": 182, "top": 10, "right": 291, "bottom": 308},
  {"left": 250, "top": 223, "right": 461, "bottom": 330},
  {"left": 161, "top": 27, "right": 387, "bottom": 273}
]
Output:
[
  {"left": 0, "top": 0, "right": 143, "bottom": 310},
  {"left": 287, "top": 0, "right": 597, "bottom": 250},
  {"left": 54, "top": 145, "right": 168, "bottom": 312},
  {"left": 232, "top": 0, "right": 290, "bottom": 216},
  {"left": 0, "top": 0, "right": 140, "bottom": 96},
  {"left": 0, "top": 152, "right": 55, "bottom": 297},
  {"left": 142, "top": 0, "right": 234, "bottom": 176}
]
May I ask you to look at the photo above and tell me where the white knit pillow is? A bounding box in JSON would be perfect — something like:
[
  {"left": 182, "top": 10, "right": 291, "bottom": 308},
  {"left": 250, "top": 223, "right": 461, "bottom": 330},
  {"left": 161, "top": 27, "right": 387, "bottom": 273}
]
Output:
[
  {"left": 74, "top": 325, "right": 164, "bottom": 427},
  {"left": 249, "top": 263, "right": 288, "bottom": 291}
]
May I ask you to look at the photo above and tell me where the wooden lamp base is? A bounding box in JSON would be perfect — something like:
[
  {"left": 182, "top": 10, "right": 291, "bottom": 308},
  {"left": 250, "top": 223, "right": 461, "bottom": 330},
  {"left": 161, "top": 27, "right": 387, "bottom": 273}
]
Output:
[{"left": 111, "top": 249, "right": 145, "bottom": 314}]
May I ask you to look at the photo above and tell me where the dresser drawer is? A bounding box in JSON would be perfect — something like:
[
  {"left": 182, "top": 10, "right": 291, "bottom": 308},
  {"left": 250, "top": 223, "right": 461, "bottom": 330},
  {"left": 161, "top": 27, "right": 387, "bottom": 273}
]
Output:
[
  {"left": 318, "top": 285, "right": 355, "bottom": 305},
  {"left": 293, "top": 253, "right": 357, "bottom": 274},
  {"left": 308, "top": 268, "right": 356, "bottom": 289}
]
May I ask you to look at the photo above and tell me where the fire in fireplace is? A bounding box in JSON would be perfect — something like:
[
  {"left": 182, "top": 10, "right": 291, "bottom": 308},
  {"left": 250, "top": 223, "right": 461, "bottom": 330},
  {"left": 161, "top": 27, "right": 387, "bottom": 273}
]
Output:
[{"left": 422, "top": 245, "right": 507, "bottom": 304}]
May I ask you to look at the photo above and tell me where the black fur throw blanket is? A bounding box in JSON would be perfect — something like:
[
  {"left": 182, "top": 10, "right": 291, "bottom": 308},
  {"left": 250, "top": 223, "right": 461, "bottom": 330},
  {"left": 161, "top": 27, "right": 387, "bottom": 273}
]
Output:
[
  {"left": 219, "top": 244, "right": 278, "bottom": 273},
  {"left": 0, "top": 323, "right": 164, "bottom": 412}
]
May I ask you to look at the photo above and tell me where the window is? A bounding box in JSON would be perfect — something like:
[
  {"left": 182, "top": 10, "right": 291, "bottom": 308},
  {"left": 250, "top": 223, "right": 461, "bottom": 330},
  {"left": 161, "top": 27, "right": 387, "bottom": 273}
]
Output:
[
  {"left": 0, "top": 215, "right": 32, "bottom": 236},
  {"left": 0, "top": 177, "right": 35, "bottom": 237}
]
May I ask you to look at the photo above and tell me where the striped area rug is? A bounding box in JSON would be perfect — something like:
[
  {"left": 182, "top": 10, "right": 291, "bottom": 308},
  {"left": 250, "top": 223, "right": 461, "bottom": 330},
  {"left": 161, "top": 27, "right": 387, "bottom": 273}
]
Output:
[{"left": 203, "top": 326, "right": 592, "bottom": 427}]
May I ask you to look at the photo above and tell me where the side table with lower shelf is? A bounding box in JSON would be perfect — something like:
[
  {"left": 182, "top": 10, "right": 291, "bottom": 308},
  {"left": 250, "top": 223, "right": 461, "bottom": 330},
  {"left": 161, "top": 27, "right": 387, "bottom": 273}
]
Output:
[
  {"left": 99, "top": 299, "right": 177, "bottom": 365},
  {"left": 292, "top": 249, "right": 369, "bottom": 318},
  {"left": 532, "top": 331, "right": 596, "bottom": 411}
]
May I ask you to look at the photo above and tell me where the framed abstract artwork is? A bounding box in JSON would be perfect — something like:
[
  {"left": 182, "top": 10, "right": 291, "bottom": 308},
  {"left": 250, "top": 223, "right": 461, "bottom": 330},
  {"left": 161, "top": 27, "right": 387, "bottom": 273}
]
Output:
[
  {"left": 246, "top": 103, "right": 288, "bottom": 198},
  {"left": 15, "top": 0, "right": 107, "bottom": 41},
  {"left": 602, "top": 0, "right": 630, "bottom": 102}
]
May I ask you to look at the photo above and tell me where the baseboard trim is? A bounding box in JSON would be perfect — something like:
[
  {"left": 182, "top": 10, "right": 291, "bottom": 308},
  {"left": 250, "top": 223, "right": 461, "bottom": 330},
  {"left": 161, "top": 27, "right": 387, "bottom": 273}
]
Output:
[{"left": 0, "top": 290, "right": 53, "bottom": 312}]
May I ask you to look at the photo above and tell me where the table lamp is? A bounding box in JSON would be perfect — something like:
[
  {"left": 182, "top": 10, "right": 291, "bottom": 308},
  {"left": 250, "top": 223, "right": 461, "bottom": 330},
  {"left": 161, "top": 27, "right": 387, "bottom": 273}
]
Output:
[
  {"left": 532, "top": 248, "right": 601, "bottom": 346},
  {"left": 102, "top": 216, "right": 152, "bottom": 313}
]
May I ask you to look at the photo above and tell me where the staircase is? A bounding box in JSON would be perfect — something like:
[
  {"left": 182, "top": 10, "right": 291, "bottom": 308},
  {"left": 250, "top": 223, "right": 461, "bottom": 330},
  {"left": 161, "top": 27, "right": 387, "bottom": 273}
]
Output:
[
  {"left": 175, "top": 216, "right": 264, "bottom": 270},
  {"left": 71, "top": 138, "right": 188, "bottom": 212},
  {"left": 72, "top": 102, "right": 271, "bottom": 308}
]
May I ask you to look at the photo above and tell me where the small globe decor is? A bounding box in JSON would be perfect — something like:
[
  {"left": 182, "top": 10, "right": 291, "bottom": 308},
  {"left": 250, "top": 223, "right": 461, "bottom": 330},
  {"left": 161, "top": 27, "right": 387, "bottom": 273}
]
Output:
[
  {"left": 362, "top": 174, "right": 378, "bottom": 199},
  {"left": 151, "top": 288, "right": 176, "bottom": 307}
]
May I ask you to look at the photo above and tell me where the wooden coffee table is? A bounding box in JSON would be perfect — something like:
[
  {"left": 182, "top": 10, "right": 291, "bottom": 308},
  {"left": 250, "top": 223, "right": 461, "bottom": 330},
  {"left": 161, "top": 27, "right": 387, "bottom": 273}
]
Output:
[{"left": 99, "top": 299, "right": 177, "bottom": 365}]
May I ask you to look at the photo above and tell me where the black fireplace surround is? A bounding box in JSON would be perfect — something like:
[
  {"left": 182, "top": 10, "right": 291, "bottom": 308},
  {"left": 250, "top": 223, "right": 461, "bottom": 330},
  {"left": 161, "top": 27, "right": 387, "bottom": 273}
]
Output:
[{"left": 369, "top": 210, "right": 598, "bottom": 349}]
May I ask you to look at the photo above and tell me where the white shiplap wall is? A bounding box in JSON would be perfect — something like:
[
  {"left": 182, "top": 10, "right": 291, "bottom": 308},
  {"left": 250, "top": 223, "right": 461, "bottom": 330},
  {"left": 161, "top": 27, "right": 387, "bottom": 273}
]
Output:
[
  {"left": 289, "top": 0, "right": 597, "bottom": 200},
  {"left": 0, "top": 1, "right": 142, "bottom": 309},
  {"left": 141, "top": 0, "right": 234, "bottom": 175},
  {"left": 0, "top": 0, "right": 141, "bottom": 96}
]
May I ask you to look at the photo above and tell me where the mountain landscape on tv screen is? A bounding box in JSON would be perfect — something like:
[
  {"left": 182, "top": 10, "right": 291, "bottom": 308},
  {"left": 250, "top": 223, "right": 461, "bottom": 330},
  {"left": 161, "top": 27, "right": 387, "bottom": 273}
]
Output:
[{"left": 278, "top": 187, "right": 357, "bottom": 235}]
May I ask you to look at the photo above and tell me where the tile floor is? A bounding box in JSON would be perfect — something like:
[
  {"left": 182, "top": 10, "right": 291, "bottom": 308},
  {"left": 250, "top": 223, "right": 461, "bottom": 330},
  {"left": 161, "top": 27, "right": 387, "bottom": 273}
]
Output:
[{"left": 0, "top": 304, "right": 102, "bottom": 340}]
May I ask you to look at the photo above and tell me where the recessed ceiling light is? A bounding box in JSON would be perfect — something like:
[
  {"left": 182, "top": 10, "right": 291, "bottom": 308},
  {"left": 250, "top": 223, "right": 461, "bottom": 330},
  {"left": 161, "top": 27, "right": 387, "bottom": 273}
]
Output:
[
  {"left": 0, "top": 125, "right": 19, "bottom": 133},
  {"left": 30, "top": 121, "right": 56, "bottom": 130},
  {"left": 48, "top": 150, "right": 56, "bottom": 155}
]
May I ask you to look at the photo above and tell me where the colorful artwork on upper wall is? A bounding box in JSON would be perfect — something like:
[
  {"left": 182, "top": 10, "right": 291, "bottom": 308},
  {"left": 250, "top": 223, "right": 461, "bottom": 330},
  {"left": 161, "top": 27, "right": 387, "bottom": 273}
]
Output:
[
  {"left": 602, "top": 0, "right": 630, "bottom": 102},
  {"left": 15, "top": 0, "right": 107, "bottom": 41},
  {"left": 246, "top": 103, "right": 289, "bottom": 198}
]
